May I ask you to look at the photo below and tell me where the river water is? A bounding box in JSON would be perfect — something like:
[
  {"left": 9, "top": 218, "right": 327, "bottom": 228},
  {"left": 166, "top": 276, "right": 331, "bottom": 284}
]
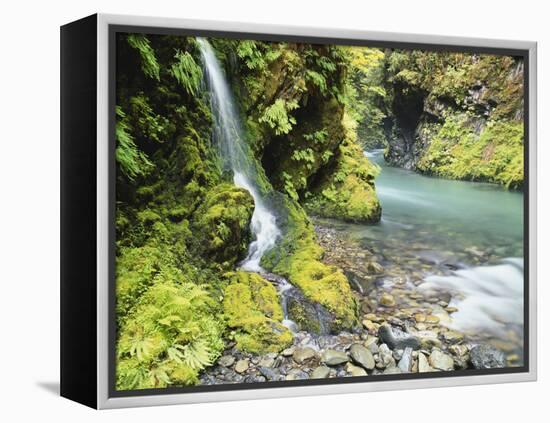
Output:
[{"left": 317, "top": 149, "right": 524, "bottom": 351}]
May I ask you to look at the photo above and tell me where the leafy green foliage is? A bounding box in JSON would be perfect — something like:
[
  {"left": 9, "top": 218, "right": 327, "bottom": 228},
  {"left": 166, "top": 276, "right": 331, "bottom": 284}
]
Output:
[
  {"left": 170, "top": 50, "right": 203, "bottom": 96},
  {"left": 116, "top": 281, "right": 224, "bottom": 390},
  {"left": 259, "top": 99, "right": 299, "bottom": 135},
  {"left": 115, "top": 106, "right": 154, "bottom": 181},
  {"left": 127, "top": 34, "right": 160, "bottom": 80}
]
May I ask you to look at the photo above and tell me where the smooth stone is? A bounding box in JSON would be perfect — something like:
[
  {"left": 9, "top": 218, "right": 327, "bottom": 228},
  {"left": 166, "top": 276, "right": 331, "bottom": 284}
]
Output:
[
  {"left": 393, "top": 349, "right": 404, "bottom": 361},
  {"left": 449, "top": 344, "right": 469, "bottom": 358},
  {"left": 415, "top": 330, "right": 442, "bottom": 349},
  {"left": 311, "top": 366, "right": 331, "bottom": 379},
  {"left": 346, "top": 362, "right": 367, "bottom": 376},
  {"left": 378, "top": 343, "right": 395, "bottom": 368},
  {"left": 235, "top": 359, "right": 249, "bottom": 373},
  {"left": 425, "top": 315, "right": 440, "bottom": 324},
  {"left": 378, "top": 324, "right": 421, "bottom": 350},
  {"left": 429, "top": 350, "right": 454, "bottom": 371},
  {"left": 350, "top": 343, "right": 375, "bottom": 370},
  {"left": 369, "top": 261, "right": 384, "bottom": 273},
  {"left": 442, "top": 331, "right": 464, "bottom": 344},
  {"left": 322, "top": 349, "right": 349, "bottom": 366},
  {"left": 258, "top": 356, "right": 276, "bottom": 368},
  {"left": 414, "top": 313, "right": 427, "bottom": 323},
  {"left": 218, "top": 355, "right": 235, "bottom": 367},
  {"left": 380, "top": 293, "right": 396, "bottom": 307},
  {"left": 470, "top": 344, "right": 506, "bottom": 369},
  {"left": 293, "top": 347, "right": 317, "bottom": 364},
  {"left": 259, "top": 366, "right": 278, "bottom": 381},
  {"left": 362, "top": 319, "right": 378, "bottom": 333},
  {"left": 418, "top": 352, "right": 434, "bottom": 372},
  {"left": 286, "top": 369, "right": 309, "bottom": 381},
  {"left": 398, "top": 347, "right": 413, "bottom": 373},
  {"left": 282, "top": 347, "right": 295, "bottom": 357}
]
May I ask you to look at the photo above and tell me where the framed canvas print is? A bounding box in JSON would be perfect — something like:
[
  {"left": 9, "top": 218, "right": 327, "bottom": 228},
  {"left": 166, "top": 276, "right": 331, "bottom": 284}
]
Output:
[{"left": 60, "top": 13, "right": 537, "bottom": 409}]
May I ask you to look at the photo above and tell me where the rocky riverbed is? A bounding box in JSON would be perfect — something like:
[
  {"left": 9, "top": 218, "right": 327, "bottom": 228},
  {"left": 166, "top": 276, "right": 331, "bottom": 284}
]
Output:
[{"left": 200, "top": 221, "right": 522, "bottom": 386}]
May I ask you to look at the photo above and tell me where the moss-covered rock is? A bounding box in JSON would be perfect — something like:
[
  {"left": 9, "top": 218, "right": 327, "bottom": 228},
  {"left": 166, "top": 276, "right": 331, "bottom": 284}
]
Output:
[
  {"left": 304, "top": 114, "right": 381, "bottom": 222},
  {"left": 416, "top": 116, "right": 524, "bottom": 189},
  {"left": 222, "top": 271, "right": 293, "bottom": 353},
  {"left": 191, "top": 183, "right": 255, "bottom": 268},
  {"left": 262, "top": 196, "right": 359, "bottom": 330},
  {"left": 382, "top": 50, "right": 524, "bottom": 188}
]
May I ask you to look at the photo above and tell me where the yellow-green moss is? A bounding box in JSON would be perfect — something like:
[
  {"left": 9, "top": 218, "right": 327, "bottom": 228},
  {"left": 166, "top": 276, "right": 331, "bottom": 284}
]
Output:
[
  {"left": 192, "top": 183, "right": 255, "bottom": 267},
  {"left": 304, "top": 114, "right": 382, "bottom": 222},
  {"left": 262, "top": 197, "right": 358, "bottom": 329},
  {"left": 417, "top": 116, "right": 524, "bottom": 189},
  {"left": 223, "top": 271, "right": 293, "bottom": 353}
]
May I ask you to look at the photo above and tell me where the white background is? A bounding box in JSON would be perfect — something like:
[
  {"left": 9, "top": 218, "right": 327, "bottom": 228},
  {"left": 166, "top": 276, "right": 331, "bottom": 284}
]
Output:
[{"left": 1, "top": 0, "right": 546, "bottom": 421}]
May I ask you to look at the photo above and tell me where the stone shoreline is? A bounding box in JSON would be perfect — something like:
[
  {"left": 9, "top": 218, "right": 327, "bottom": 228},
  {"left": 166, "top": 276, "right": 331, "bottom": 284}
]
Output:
[{"left": 200, "top": 222, "right": 521, "bottom": 386}]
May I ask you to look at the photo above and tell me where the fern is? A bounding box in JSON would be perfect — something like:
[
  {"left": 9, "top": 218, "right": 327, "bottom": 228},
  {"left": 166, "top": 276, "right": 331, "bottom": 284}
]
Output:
[
  {"left": 259, "top": 99, "right": 299, "bottom": 135},
  {"left": 115, "top": 106, "right": 154, "bottom": 180},
  {"left": 127, "top": 34, "right": 160, "bottom": 80},
  {"left": 182, "top": 341, "right": 212, "bottom": 370},
  {"left": 305, "top": 70, "right": 327, "bottom": 94},
  {"left": 170, "top": 50, "right": 203, "bottom": 96}
]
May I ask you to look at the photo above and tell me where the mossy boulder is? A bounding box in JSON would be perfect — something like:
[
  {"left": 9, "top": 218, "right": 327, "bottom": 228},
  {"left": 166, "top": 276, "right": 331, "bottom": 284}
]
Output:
[
  {"left": 192, "top": 183, "right": 255, "bottom": 268},
  {"left": 304, "top": 114, "right": 381, "bottom": 223},
  {"left": 262, "top": 196, "right": 359, "bottom": 330},
  {"left": 223, "top": 271, "right": 293, "bottom": 353}
]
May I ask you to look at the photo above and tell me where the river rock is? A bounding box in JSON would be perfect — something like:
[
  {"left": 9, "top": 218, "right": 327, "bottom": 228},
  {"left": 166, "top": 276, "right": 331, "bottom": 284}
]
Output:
[
  {"left": 418, "top": 353, "right": 433, "bottom": 372},
  {"left": 415, "top": 330, "right": 442, "bottom": 349},
  {"left": 311, "top": 366, "right": 331, "bottom": 379},
  {"left": 235, "top": 359, "right": 249, "bottom": 373},
  {"left": 282, "top": 346, "right": 295, "bottom": 357},
  {"left": 346, "top": 363, "right": 367, "bottom": 376},
  {"left": 377, "top": 343, "right": 395, "bottom": 368},
  {"left": 380, "top": 293, "right": 396, "bottom": 307},
  {"left": 398, "top": 347, "right": 413, "bottom": 373},
  {"left": 368, "top": 261, "right": 384, "bottom": 273},
  {"left": 286, "top": 288, "right": 334, "bottom": 334},
  {"left": 378, "top": 324, "right": 421, "bottom": 350},
  {"left": 350, "top": 343, "right": 375, "bottom": 370},
  {"left": 362, "top": 319, "right": 378, "bottom": 333},
  {"left": 258, "top": 355, "right": 276, "bottom": 368},
  {"left": 322, "top": 349, "right": 349, "bottom": 366},
  {"left": 429, "top": 350, "right": 454, "bottom": 371},
  {"left": 286, "top": 369, "right": 309, "bottom": 381},
  {"left": 259, "top": 366, "right": 279, "bottom": 381},
  {"left": 293, "top": 347, "right": 317, "bottom": 364},
  {"left": 470, "top": 344, "right": 506, "bottom": 369},
  {"left": 218, "top": 355, "right": 235, "bottom": 367},
  {"left": 442, "top": 330, "right": 464, "bottom": 344}
]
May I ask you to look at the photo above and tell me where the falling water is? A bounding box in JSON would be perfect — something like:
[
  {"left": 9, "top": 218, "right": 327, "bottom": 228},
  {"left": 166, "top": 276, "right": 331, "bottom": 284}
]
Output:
[{"left": 198, "top": 38, "right": 280, "bottom": 272}]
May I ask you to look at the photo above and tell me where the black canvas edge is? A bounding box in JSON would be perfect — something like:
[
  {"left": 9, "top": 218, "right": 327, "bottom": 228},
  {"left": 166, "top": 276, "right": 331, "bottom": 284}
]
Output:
[
  {"left": 105, "top": 24, "right": 531, "bottom": 399},
  {"left": 60, "top": 13, "right": 98, "bottom": 409}
]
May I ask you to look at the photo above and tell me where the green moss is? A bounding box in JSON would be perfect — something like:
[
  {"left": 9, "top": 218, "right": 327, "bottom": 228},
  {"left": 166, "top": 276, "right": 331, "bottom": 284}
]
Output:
[
  {"left": 222, "top": 271, "right": 293, "bottom": 353},
  {"left": 191, "top": 183, "right": 255, "bottom": 268},
  {"left": 262, "top": 197, "right": 358, "bottom": 329},
  {"left": 304, "top": 114, "right": 382, "bottom": 222},
  {"left": 417, "top": 116, "right": 524, "bottom": 189}
]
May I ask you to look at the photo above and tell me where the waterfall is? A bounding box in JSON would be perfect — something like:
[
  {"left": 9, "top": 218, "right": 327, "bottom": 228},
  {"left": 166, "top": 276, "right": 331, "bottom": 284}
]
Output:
[{"left": 197, "top": 38, "right": 280, "bottom": 272}]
